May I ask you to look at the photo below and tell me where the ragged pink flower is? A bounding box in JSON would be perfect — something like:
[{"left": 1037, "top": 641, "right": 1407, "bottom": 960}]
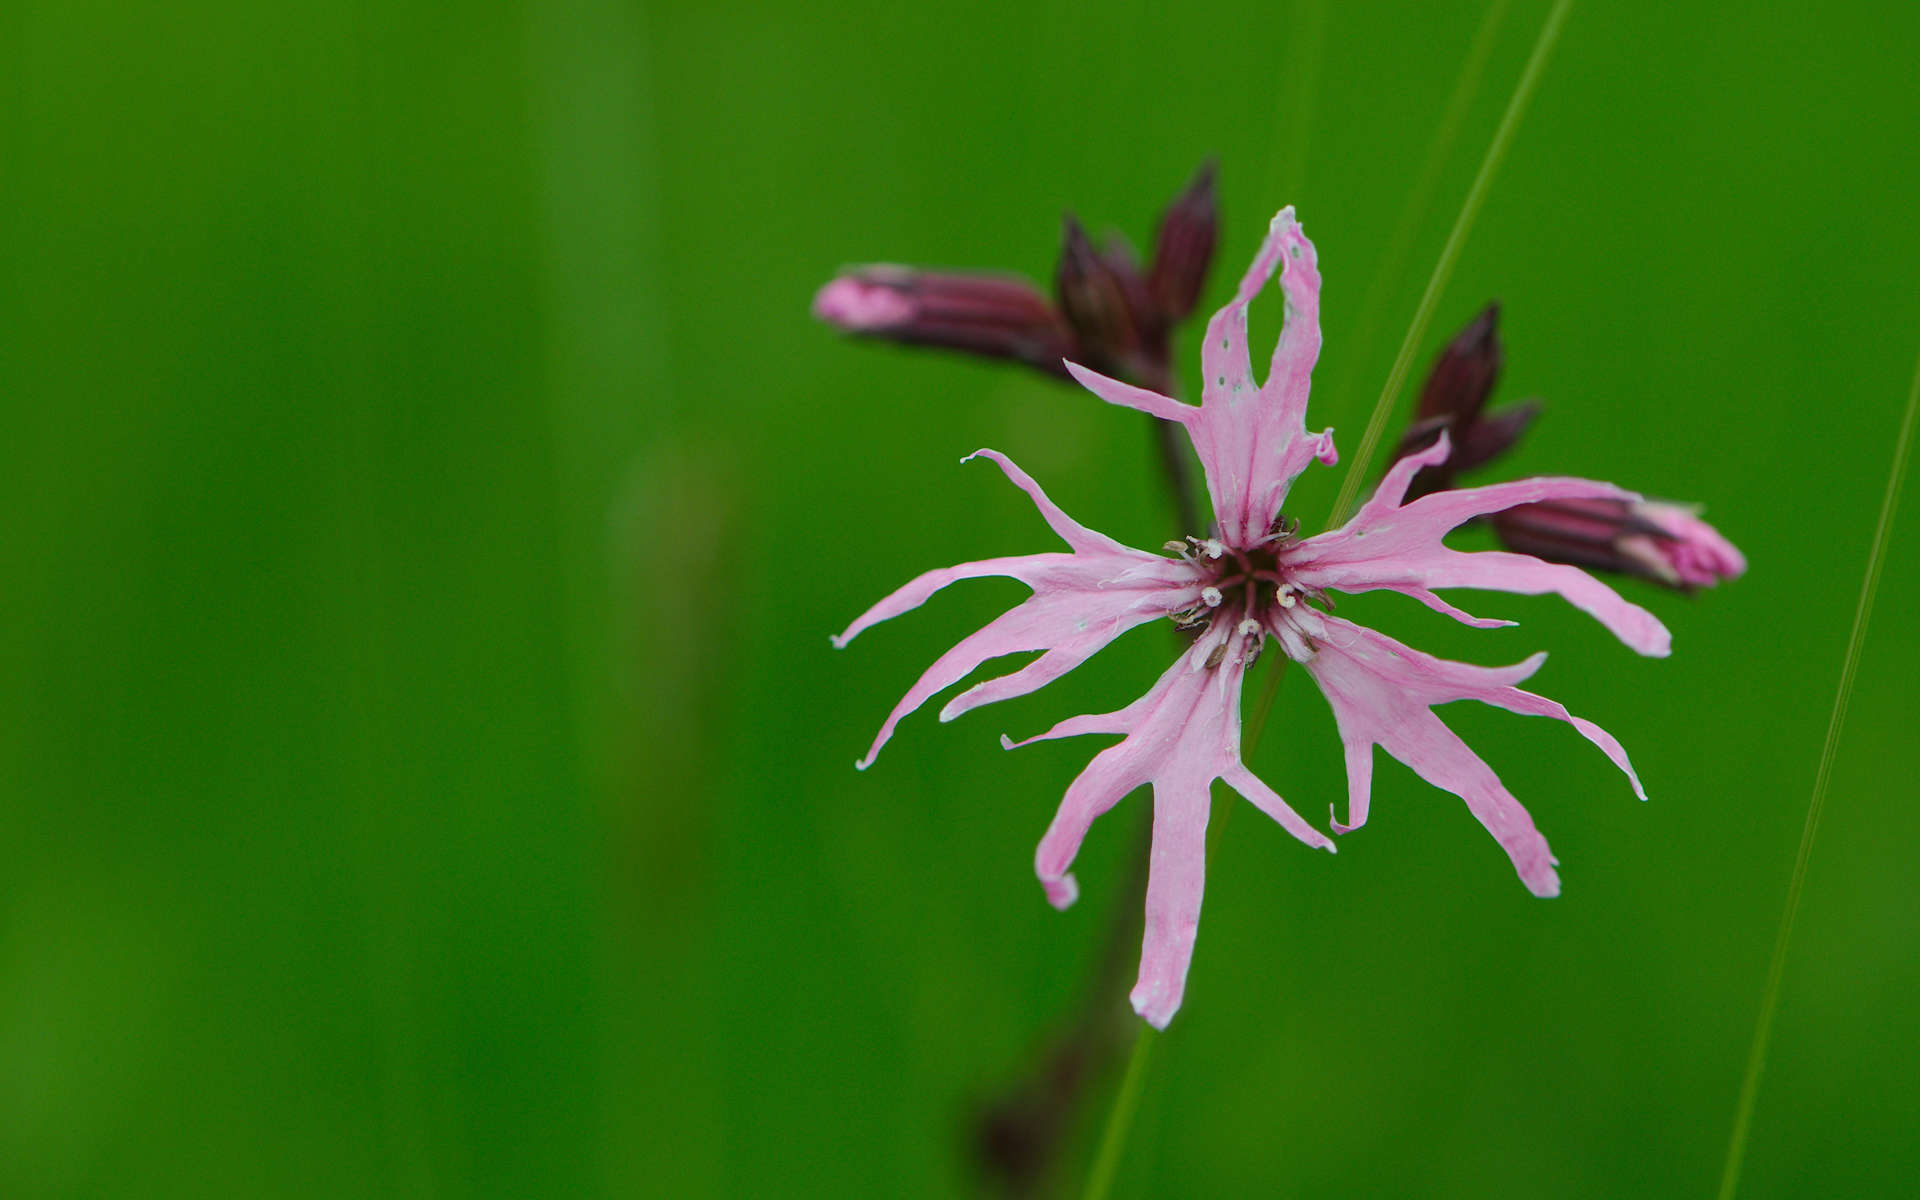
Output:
[{"left": 838, "top": 208, "right": 1676, "bottom": 1028}]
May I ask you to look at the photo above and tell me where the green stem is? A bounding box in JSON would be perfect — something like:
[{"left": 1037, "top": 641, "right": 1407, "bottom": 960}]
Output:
[
  {"left": 1328, "top": 0, "right": 1573, "bottom": 524},
  {"left": 1324, "top": 0, "right": 1509, "bottom": 443},
  {"left": 1716, "top": 348, "right": 1920, "bottom": 1199},
  {"left": 1080, "top": 1028, "right": 1154, "bottom": 1200}
]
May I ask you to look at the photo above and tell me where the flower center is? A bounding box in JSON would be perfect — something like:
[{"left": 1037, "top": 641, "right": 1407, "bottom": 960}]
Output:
[{"left": 1161, "top": 515, "right": 1328, "bottom": 669}]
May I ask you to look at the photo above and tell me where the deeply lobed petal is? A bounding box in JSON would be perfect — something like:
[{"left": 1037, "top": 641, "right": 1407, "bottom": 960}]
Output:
[
  {"left": 1193, "top": 207, "right": 1337, "bottom": 543},
  {"left": 834, "top": 449, "right": 1199, "bottom": 769},
  {"left": 1011, "top": 626, "right": 1332, "bottom": 1027},
  {"left": 1284, "top": 609, "right": 1642, "bottom": 896},
  {"left": 1063, "top": 209, "right": 1337, "bottom": 545},
  {"left": 1288, "top": 432, "right": 1673, "bottom": 656}
]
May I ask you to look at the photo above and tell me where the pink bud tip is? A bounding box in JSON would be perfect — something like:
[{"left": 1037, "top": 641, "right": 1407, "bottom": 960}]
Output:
[
  {"left": 1633, "top": 501, "right": 1747, "bottom": 587},
  {"left": 813, "top": 276, "right": 916, "bottom": 330}
]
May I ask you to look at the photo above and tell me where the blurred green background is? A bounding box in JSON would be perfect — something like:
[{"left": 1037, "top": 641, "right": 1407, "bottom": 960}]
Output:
[{"left": 5, "top": 0, "right": 1918, "bottom": 1195}]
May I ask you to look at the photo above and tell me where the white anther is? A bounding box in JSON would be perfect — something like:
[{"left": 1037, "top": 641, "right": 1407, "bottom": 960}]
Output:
[
  {"left": 1201, "top": 538, "right": 1226, "bottom": 559},
  {"left": 1276, "top": 584, "right": 1299, "bottom": 609},
  {"left": 1236, "top": 618, "right": 1261, "bottom": 638},
  {"left": 1201, "top": 586, "right": 1223, "bottom": 608}
]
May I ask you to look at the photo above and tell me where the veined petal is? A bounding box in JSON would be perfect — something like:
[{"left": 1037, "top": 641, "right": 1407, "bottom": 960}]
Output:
[
  {"left": 1131, "top": 778, "right": 1211, "bottom": 1029},
  {"left": 1383, "top": 710, "right": 1562, "bottom": 898},
  {"left": 835, "top": 446, "right": 1193, "bottom": 649},
  {"left": 1223, "top": 764, "right": 1335, "bottom": 853},
  {"left": 1288, "top": 431, "right": 1672, "bottom": 657},
  {"left": 853, "top": 576, "right": 1187, "bottom": 769},
  {"left": 838, "top": 450, "right": 1200, "bottom": 767},
  {"left": 963, "top": 448, "right": 1137, "bottom": 556},
  {"left": 1189, "top": 208, "right": 1337, "bottom": 544},
  {"left": 833, "top": 551, "right": 1082, "bottom": 650},
  {"left": 1013, "top": 627, "right": 1331, "bottom": 1027},
  {"left": 1291, "top": 611, "right": 1641, "bottom": 895},
  {"left": 1062, "top": 360, "right": 1197, "bottom": 424}
]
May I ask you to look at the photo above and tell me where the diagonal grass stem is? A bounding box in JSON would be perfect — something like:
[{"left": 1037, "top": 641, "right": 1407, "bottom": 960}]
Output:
[
  {"left": 1328, "top": 0, "right": 1573, "bottom": 525},
  {"left": 1716, "top": 348, "right": 1920, "bottom": 1199}
]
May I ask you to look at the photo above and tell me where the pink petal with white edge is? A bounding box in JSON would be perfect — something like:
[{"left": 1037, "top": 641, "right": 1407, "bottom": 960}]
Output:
[
  {"left": 835, "top": 449, "right": 1199, "bottom": 769},
  {"left": 1288, "top": 609, "right": 1643, "bottom": 897},
  {"left": 1288, "top": 432, "right": 1673, "bottom": 657},
  {"left": 1009, "top": 627, "right": 1332, "bottom": 1028}
]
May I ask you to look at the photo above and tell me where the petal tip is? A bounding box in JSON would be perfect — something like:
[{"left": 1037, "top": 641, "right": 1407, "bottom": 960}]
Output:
[
  {"left": 1042, "top": 874, "right": 1079, "bottom": 910},
  {"left": 1315, "top": 430, "right": 1339, "bottom": 466},
  {"left": 1129, "top": 986, "right": 1177, "bottom": 1030}
]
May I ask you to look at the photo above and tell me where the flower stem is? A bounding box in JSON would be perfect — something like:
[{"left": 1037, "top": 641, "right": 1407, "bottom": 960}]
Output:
[
  {"left": 1716, "top": 347, "right": 1920, "bottom": 1199},
  {"left": 1080, "top": 1027, "right": 1154, "bottom": 1200},
  {"left": 1151, "top": 417, "right": 1202, "bottom": 536},
  {"left": 1329, "top": 0, "right": 1573, "bottom": 525}
]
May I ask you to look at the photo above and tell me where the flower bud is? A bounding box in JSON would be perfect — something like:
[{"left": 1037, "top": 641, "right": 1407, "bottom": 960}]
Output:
[
  {"left": 1491, "top": 497, "right": 1746, "bottom": 590},
  {"left": 1396, "top": 303, "right": 1520, "bottom": 500},
  {"left": 1055, "top": 216, "right": 1158, "bottom": 382},
  {"left": 1147, "top": 160, "right": 1219, "bottom": 323},
  {"left": 812, "top": 266, "right": 1075, "bottom": 377}
]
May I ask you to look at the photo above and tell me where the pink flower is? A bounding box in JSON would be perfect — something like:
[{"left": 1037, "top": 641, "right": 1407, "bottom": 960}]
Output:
[{"left": 838, "top": 209, "right": 1670, "bottom": 1028}]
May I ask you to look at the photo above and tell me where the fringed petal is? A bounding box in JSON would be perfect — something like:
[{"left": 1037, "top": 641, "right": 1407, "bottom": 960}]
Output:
[
  {"left": 1289, "top": 431, "right": 1671, "bottom": 657},
  {"left": 1297, "top": 612, "right": 1639, "bottom": 895},
  {"left": 1061, "top": 361, "right": 1197, "bottom": 425},
  {"left": 1181, "top": 209, "right": 1335, "bottom": 542},
  {"left": 1012, "top": 627, "right": 1330, "bottom": 1026},
  {"left": 963, "top": 448, "right": 1137, "bottom": 556}
]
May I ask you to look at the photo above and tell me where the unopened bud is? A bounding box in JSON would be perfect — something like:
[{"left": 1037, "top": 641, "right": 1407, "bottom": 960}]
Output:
[
  {"left": 1396, "top": 304, "right": 1516, "bottom": 500},
  {"left": 812, "top": 266, "right": 1074, "bottom": 377},
  {"left": 1491, "top": 497, "right": 1745, "bottom": 590},
  {"left": 1415, "top": 303, "right": 1503, "bottom": 428},
  {"left": 1056, "top": 216, "right": 1150, "bottom": 377},
  {"left": 1147, "top": 160, "right": 1219, "bottom": 323}
]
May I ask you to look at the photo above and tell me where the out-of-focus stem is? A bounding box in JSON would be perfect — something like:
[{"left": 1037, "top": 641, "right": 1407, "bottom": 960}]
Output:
[{"left": 1150, "top": 417, "right": 1201, "bottom": 537}]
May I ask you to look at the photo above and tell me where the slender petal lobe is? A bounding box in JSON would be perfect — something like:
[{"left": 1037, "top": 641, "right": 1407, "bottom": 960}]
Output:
[
  {"left": 1285, "top": 608, "right": 1642, "bottom": 896},
  {"left": 1289, "top": 433, "right": 1673, "bottom": 656},
  {"left": 1010, "top": 627, "right": 1332, "bottom": 1027}
]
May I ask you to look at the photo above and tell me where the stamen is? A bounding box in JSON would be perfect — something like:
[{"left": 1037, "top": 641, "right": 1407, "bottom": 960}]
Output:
[
  {"left": 1201, "top": 586, "right": 1223, "bottom": 608},
  {"left": 1277, "top": 584, "right": 1299, "bottom": 609},
  {"left": 1236, "top": 618, "right": 1261, "bottom": 638}
]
